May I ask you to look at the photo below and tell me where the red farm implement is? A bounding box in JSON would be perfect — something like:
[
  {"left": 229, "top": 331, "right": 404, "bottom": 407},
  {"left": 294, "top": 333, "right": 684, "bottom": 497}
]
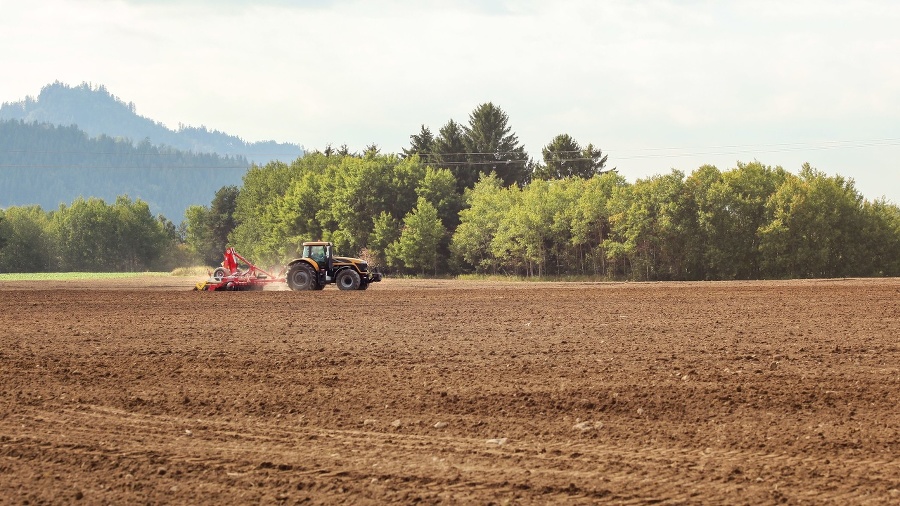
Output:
[{"left": 194, "top": 248, "right": 285, "bottom": 291}]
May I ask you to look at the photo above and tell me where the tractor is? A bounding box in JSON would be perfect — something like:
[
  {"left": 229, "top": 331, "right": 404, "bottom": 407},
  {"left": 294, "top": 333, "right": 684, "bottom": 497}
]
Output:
[{"left": 286, "top": 241, "right": 382, "bottom": 291}]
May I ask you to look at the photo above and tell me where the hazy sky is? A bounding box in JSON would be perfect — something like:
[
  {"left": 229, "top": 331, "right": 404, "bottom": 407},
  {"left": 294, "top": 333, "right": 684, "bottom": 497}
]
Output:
[{"left": 3, "top": 0, "right": 899, "bottom": 202}]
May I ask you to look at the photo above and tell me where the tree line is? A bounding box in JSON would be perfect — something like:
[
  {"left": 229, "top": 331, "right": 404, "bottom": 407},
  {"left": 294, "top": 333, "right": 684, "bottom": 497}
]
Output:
[
  {"left": 0, "top": 196, "right": 185, "bottom": 272},
  {"left": 2, "top": 102, "right": 898, "bottom": 278},
  {"left": 183, "top": 152, "right": 898, "bottom": 280}
]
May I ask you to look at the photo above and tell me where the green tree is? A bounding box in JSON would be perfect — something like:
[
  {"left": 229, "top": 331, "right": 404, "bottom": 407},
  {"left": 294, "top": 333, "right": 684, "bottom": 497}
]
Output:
[
  {"left": 759, "top": 164, "right": 865, "bottom": 278},
  {"left": 231, "top": 160, "right": 301, "bottom": 260},
  {"left": 451, "top": 173, "right": 517, "bottom": 274},
  {"left": 0, "top": 206, "right": 51, "bottom": 272},
  {"left": 209, "top": 186, "right": 239, "bottom": 251},
  {"left": 432, "top": 119, "right": 472, "bottom": 192},
  {"left": 416, "top": 166, "right": 462, "bottom": 229},
  {"left": 533, "top": 134, "right": 611, "bottom": 180},
  {"left": 857, "top": 199, "right": 900, "bottom": 276},
  {"left": 569, "top": 173, "right": 629, "bottom": 276},
  {"left": 154, "top": 213, "right": 191, "bottom": 271},
  {"left": 692, "top": 162, "right": 788, "bottom": 279},
  {"left": 261, "top": 171, "right": 326, "bottom": 258},
  {"left": 402, "top": 125, "right": 435, "bottom": 159},
  {"left": 322, "top": 154, "right": 425, "bottom": 255},
  {"left": 229, "top": 152, "right": 427, "bottom": 263},
  {"left": 50, "top": 197, "right": 118, "bottom": 271},
  {"left": 364, "top": 144, "right": 381, "bottom": 158},
  {"left": 369, "top": 211, "right": 401, "bottom": 268},
  {"left": 111, "top": 196, "right": 168, "bottom": 271},
  {"left": 184, "top": 205, "right": 212, "bottom": 264},
  {"left": 491, "top": 179, "right": 568, "bottom": 277},
  {"left": 183, "top": 186, "right": 239, "bottom": 265},
  {"left": 463, "top": 103, "right": 530, "bottom": 187},
  {"left": 393, "top": 197, "right": 446, "bottom": 275},
  {"left": 415, "top": 166, "right": 462, "bottom": 271},
  {"left": 604, "top": 170, "right": 696, "bottom": 280}
]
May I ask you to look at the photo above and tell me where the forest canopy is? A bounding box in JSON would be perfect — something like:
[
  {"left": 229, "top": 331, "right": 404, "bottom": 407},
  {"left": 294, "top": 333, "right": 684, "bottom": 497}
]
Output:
[{"left": 1, "top": 102, "right": 898, "bottom": 279}]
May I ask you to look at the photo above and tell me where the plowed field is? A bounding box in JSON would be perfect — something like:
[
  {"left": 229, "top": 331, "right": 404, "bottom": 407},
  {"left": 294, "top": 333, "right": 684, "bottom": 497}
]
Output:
[{"left": 1, "top": 277, "right": 898, "bottom": 504}]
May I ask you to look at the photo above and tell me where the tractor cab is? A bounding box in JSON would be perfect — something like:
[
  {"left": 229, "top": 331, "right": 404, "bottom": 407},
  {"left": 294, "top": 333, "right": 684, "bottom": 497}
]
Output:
[{"left": 302, "top": 242, "right": 332, "bottom": 271}]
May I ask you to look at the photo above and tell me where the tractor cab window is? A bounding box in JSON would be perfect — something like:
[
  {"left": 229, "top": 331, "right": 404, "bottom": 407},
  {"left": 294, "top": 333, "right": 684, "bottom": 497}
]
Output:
[{"left": 305, "top": 245, "right": 327, "bottom": 266}]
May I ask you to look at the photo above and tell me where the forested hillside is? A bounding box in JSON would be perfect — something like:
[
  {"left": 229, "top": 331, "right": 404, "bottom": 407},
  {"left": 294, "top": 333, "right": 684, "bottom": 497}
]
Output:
[
  {"left": 0, "top": 81, "right": 308, "bottom": 220},
  {"left": 0, "top": 120, "right": 248, "bottom": 220},
  {"left": 0, "top": 82, "right": 304, "bottom": 164}
]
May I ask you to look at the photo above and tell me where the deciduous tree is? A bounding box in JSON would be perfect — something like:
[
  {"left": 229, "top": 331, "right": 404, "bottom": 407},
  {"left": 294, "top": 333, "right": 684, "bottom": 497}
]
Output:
[
  {"left": 393, "top": 197, "right": 446, "bottom": 275},
  {"left": 0, "top": 206, "right": 51, "bottom": 272}
]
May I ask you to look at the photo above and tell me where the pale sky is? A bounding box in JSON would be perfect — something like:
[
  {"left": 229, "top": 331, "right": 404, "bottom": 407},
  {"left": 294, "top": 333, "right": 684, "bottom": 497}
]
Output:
[{"left": 2, "top": 0, "right": 899, "bottom": 203}]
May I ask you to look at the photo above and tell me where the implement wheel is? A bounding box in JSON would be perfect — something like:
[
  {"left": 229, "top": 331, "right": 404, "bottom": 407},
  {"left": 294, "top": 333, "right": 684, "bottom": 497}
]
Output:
[
  {"left": 287, "top": 263, "right": 317, "bottom": 291},
  {"left": 336, "top": 269, "right": 361, "bottom": 290}
]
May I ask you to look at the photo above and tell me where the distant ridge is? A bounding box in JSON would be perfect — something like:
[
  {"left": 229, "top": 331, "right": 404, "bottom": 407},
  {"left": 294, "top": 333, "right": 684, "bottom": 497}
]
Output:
[
  {"left": 0, "top": 81, "right": 304, "bottom": 165},
  {"left": 0, "top": 82, "right": 305, "bottom": 221}
]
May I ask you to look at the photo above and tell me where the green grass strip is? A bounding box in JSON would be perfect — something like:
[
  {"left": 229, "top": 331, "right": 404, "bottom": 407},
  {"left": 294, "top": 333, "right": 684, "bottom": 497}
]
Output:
[{"left": 0, "top": 272, "right": 171, "bottom": 281}]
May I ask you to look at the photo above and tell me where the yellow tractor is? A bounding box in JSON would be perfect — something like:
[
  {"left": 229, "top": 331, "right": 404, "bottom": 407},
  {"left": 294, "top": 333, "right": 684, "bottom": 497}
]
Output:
[{"left": 285, "top": 241, "right": 382, "bottom": 291}]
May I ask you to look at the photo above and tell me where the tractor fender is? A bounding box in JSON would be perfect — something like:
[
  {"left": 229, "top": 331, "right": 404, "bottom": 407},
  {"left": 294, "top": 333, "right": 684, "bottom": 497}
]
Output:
[
  {"left": 287, "top": 258, "right": 319, "bottom": 271},
  {"left": 328, "top": 265, "right": 355, "bottom": 282}
]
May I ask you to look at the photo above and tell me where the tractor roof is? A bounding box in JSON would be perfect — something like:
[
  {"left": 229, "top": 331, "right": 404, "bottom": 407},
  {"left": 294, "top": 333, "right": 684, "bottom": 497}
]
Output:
[{"left": 302, "top": 241, "right": 332, "bottom": 246}]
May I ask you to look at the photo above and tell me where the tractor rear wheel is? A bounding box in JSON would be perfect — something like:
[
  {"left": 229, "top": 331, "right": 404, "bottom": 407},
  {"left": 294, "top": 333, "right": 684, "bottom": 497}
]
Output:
[
  {"left": 287, "top": 263, "right": 317, "bottom": 291},
  {"left": 336, "top": 269, "right": 361, "bottom": 290}
]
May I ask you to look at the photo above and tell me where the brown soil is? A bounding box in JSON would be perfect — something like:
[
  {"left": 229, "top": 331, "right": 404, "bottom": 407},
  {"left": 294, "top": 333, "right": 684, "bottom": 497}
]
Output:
[{"left": 1, "top": 277, "right": 898, "bottom": 504}]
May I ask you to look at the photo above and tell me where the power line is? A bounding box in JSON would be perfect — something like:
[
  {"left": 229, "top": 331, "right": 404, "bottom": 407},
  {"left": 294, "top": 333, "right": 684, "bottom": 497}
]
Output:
[
  {"left": 2, "top": 137, "right": 898, "bottom": 170},
  {"left": 609, "top": 138, "right": 900, "bottom": 160}
]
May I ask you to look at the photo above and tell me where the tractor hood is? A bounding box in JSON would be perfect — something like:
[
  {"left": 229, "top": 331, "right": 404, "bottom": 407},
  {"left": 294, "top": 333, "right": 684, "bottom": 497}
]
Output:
[{"left": 334, "top": 256, "right": 366, "bottom": 266}]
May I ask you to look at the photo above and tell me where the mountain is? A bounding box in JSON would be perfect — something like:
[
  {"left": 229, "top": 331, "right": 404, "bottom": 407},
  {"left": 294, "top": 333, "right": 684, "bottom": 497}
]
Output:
[
  {"left": 0, "top": 82, "right": 305, "bottom": 221},
  {"left": 0, "top": 82, "right": 304, "bottom": 165},
  {"left": 0, "top": 120, "right": 248, "bottom": 221}
]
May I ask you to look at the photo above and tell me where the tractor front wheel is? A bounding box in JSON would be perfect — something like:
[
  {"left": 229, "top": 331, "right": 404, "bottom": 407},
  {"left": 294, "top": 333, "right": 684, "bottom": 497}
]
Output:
[
  {"left": 336, "top": 269, "right": 361, "bottom": 290},
  {"left": 287, "top": 263, "right": 317, "bottom": 291}
]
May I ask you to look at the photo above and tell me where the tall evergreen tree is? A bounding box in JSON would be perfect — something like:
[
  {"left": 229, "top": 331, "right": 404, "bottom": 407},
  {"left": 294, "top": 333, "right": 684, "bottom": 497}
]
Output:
[
  {"left": 534, "top": 134, "right": 611, "bottom": 180},
  {"left": 462, "top": 103, "right": 530, "bottom": 187},
  {"left": 401, "top": 125, "right": 435, "bottom": 159},
  {"left": 364, "top": 144, "right": 381, "bottom": 158},
  {"left": 432, "top": 119, "right": 472, "bottom": 192}
]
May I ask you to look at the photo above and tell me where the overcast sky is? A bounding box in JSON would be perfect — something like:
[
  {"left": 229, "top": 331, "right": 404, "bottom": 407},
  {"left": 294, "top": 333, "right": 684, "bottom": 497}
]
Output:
[{"left": 3, "top": 0, "right": 899, "bottom": 203}]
